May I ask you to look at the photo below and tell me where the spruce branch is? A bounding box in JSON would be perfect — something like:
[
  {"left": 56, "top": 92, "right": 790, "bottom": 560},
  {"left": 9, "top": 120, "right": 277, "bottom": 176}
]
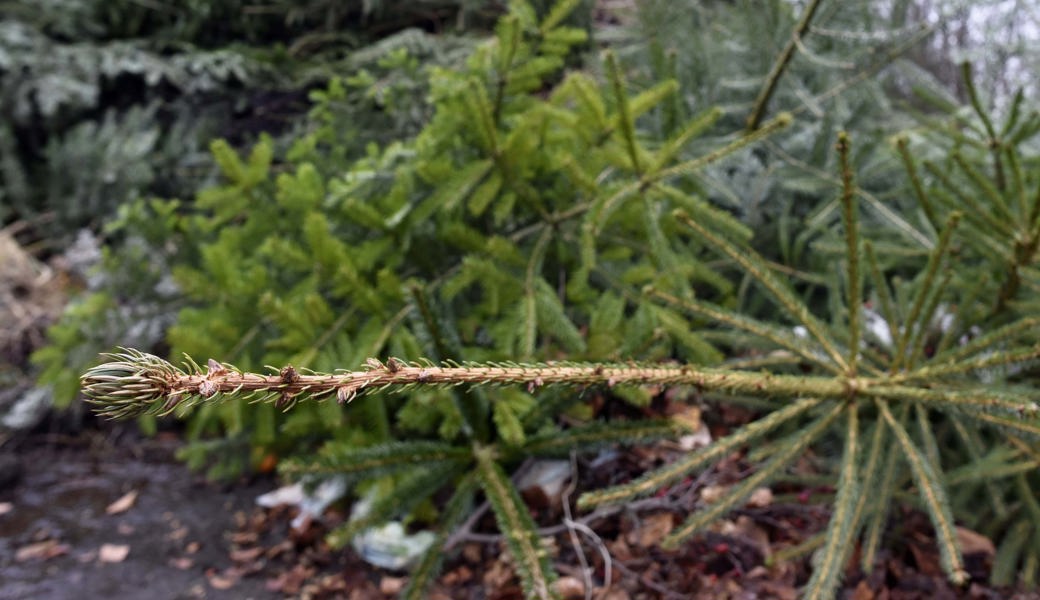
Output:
[
  {"left": 674, "top": 209, "right": 849, "bottom": 370},
  {"left": 837, "top": 131, "right": 861, "bottom": 374},
  {"left": 891, "top": 212, "right": 961, "bottom": 371},
  {"left": 578, "top": 397, "right": 824, "bottom": 509},
  {"left": 660, "top": 402, "right": 845, "bottom": 549},
  {"left": 960, "top": 62, "right": 1006, "bottom": 192},
  {"left": 894, "top": 135, "right": 940, "bottom": 232},
  {"left": 645, "top": 285, "right": 842, "bottom": 374},
  {"left": 878, "top": 400, "right": 968, "bottom": 585},
  {"left": 474, "top": 445, "right": 556, "bottom": 600},
  {"left": 83, "top": 349, "right": 1040, "bottom": 421},
  {"left": 745, "top": 0, "right": 824, "bottom": 131},
  {"left": 804, "top": 404, "right": 861, "bottom": 599}
]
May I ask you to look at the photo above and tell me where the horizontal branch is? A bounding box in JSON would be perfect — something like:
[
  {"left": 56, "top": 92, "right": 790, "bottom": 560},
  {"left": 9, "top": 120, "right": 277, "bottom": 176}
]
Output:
[{"left": 81, "top": 348, "right": 1040, "bottom": 421}]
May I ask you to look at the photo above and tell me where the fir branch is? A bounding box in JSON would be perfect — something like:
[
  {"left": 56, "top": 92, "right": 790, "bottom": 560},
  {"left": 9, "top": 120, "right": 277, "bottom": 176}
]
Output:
[
  {"left": 652, "top": 113, "right": 793, "bottom": 184},
  {"left": 948, "top": 416, "right": 1008, "bottom": 518},
  {"left": 577, "top": 397, "right": 823, "bottom": 509},
  {"left": 279, "top": 440, "right": 470, "bottom": 478},
  {"left": 894, "top": 135, "right": 940, "bottom": 231},
  {"left": 864, "top": 241, "right": 898, "bottom": 347},
  {"left": 804, "top": 404, "right": 860, "bottom": 599},
  {"left": 745, "top": 0, "right": 824, "bottom": 131},
  {"left": 474, "top": 445, "right": 557, "bottom": 600},
  {"left": 660, "top": 401, "right": 844, "bottom": 548},
  {"left": 850, "top": 419, "right": 890, "bottom": 545},
  {"left": 604, "top": 50, "right": 643, "bottom": 176},
  {"left": 674, "top": 209, "right": 848, "bottom": 370},
  {"left": 953, "top": 152, "right": 1012, "bottom": 222},
  {"left": 645, "top": 286, "right": 841, "bottom": 373},
  {"left": 891, "top": 212, "right": 960, "bottom": 371},
  {"left": 83, "top": 349, "right": 1040, "bottom": 421},
  {"left": 991, "top": 521, "right": 1034, "bottom": 587},
  {"left": 878, "top": 401, "right": 967, "bottom": 585},
  {"left": 901, "top": 344, "right": 1040, "bottom": 382},
  {"left": 968, "top": 411, "right": 1040, "bottom": 443},
  {"left": 539, "top": 0, "right": 582, "bottom": 33},
  {"left": 837, "top": 131, "right": 861, "bottom": 374},
  {"left": 521, "top": 419, "right": 685, "bottom": 457},
  {"left": 326, "top": 462, "right": 462, "bottom": 547},
  {"left": 402, "top": 474, "right": 478, "bottom": 600},
  {"left": 905, "top": 270, "right": 953, "bottom": 369},
  {"left": 960, "top": 62, "right": 1005, "bottom": 191},
  {"left": 860, "top": 403, "right": 903, "bottom": 572},
  {"left": 924, "top": 162, "right": 1012, "bottom": 238},
  {"left": 649, "top": 107, "right": 724, "bottom": 173}
]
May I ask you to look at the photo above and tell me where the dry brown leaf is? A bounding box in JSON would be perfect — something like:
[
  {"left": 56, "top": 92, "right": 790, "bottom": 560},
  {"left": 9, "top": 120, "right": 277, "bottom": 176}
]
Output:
[
  {"left": 98, "top": 543, "right": 130, "bottom": 563},
  {"left": 729, "top": 515, "right": 771, "bottom": 559},
  {"left": 700, "top": 484, "right": 729, "bottom": 504},
  {"left": 16, "top": 539, "right": 68, "bottom": 562},
  {"left": 230, "top": 546, "right": 264, "bottom": 563},
  {"left": 169, "top": 557, "right": 194, "bottom": 570},
  {"left": 463, "top": 543, "right": 483, "bottom": 564},
  {"left": 77, "top": 550, "right": 97, "bottom": 563},
  {"left": 442, "top": 565, "right": 474, "bottom": 586},
  {"left": 673, "top": 406, "right": 702, "bottom": 430},
  {"left": 748, "top": 487, "right": 773, "bottom": 508},
  {"left": 105, "top": 490, "right": 138, "bottom": 515},
  {"left": 851, "top": 580, "right": 875, "bottom": 600},
  {"left": 551, "top": 576, "right": 585, "bottom": 599},
  {"left": 379, "top": 576, "right": 405, "bottom": 595},
  {"left": 630, "top": 512, "right": 675, "bottom": 548},
  {"left": 229, "top": 531, "right": 259, "bottom": 545},
  {"left": 601, "top": 587, "right": 632, "bottom": 600},
  {"left": 482, "top": 556, "right": 514, "bottom": 589},
  {"left": 956, "top": 526, "right": 996, "bottom": 557},
  {"left": 207, "top": 569, "right": 238, "bottom": 590}
]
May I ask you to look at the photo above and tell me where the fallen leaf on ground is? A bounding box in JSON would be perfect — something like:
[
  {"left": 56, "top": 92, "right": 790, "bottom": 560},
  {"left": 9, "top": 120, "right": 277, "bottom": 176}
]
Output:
[
  {"left": 747, "top": 487, "right": 773, "bottom": 508},
  {"left": 265, "top": 563, "right": 314, "bottom": 595},
  {"left": 169, "top": 557, "right": 194, "bottom": 570},
  {"left": 380, "top": 576, "right": 405, "bottom": 595},
  {"left": 956, "top": 526, "right": 995, "bottom": 557},
  {"left": 98, "top": 543, "right": 130, "bottom": 563},
  {"left": 0, "top": 502, "right": 12, "bottom": 516},
  {"left": 700, "top": 484, "right": 730, "bottom": 504},
  {"left": 105, "top": 490, "right": 138, "bottom": 515},
  {"left": 728, "top": 515, "right": 771, "bottom": 559},
  {"left": 16, "top": 539, "right": 69, "bottom": 562},
  {"left": 630, "top": 512, "right": 675, "bottom": 548},
  {"left": 230, "top": 546, "right": 264, "bottom": 562},
  {"left": 673, "top": 406, "right": 702, "bottom": 430},
  {"left": 551, "top": 576, "right": 585, "bottom": 599},
  {"left": 441, "top": 565, "right": 474, "bottom": 585},
  {"left": 207, "top": 569, "right": 238, "bottom": 590},
  {"left": 851, "top": 580, "right": 875, "bottom": 600}
]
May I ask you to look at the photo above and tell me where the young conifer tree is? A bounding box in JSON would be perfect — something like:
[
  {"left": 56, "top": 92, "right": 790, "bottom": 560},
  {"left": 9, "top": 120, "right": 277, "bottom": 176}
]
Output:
[{"left": 80, "top": 0, "right": 1040, "bottom": 596}]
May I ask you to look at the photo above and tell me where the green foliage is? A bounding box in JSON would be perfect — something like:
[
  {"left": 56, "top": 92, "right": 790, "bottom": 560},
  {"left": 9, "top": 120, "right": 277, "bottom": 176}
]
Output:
[{"left": 0, "top": 0, "right": 487, "bottom": 232}]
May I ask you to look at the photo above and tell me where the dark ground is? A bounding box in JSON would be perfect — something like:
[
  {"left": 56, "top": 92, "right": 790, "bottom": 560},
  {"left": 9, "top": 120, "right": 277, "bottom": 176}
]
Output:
[
  {"left": 3, "top": 421, "right": 1040, "bottom": 600},
  {"left": 0, "top": 430, "right": 277, "bottom": 600}
]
